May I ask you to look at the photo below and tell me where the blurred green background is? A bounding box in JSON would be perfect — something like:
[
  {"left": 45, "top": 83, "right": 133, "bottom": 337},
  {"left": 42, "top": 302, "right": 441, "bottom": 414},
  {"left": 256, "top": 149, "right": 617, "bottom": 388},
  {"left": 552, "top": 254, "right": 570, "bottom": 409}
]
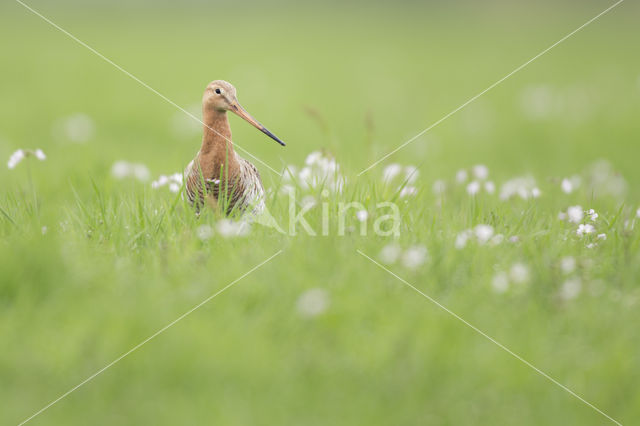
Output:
[
  {"left": 1, "top": 0, "right": 639, "bottom": 425},
  {"left": 1, "top": 0, "right": 639, "bottom": 187}
]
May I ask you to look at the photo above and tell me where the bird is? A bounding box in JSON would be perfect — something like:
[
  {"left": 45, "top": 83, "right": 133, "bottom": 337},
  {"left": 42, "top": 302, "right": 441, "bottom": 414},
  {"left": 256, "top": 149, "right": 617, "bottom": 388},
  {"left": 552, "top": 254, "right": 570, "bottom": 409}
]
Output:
[{"left": 184, "top": 80, "right": 285, "bottom": 215}]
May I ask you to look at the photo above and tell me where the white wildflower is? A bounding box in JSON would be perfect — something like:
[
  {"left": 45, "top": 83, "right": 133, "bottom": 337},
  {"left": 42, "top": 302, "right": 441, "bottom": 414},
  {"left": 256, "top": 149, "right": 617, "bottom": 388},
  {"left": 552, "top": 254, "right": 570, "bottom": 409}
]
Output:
[
  {"left": 152, "top": 172, "right": 183, "bottom": 192},
  {"left": 401, "top": 245, "right": 428, "bottom": 269},
  {"left": 7, "top": 149, "right": 46, "bottom": 169},
  {"left": 587, "top": 209, "right": 598, "bottom": 221},
  {"left": 509, "top": 236, "right": 520, "bottom": 243},
  {"left": 327, "top": 178, "right": 346, "bottom": 193},
  {"left": 34, "top": 149, "right": 46, "bottom": 160},
  {"left": 280, "top": 184, "right": 294, "bottom": 195},
  {"left": 41, "top": 226, "right": 48, "bottom": 235},
  {"left": 636, "top": 208, "right": 640, "bottom": 218},
  {"left": 561, "top": 178, "right": 573, "bottom": 194},
  {"left": 516, "top": 187, "right": 529, "bottom": 200},
  {"left": 111, "top": 161, "right": 150, "bottom": 182},
  {"left": 484, "top": 181, "right": 495, "bottom": 194},
  {"left": 196, "top": 225, "right": 215, "bottom": 241},
  {"left": 472, "top": 164, "right": 489, "bottom": 180},
  {"left": 132, "top": 164, "right": 150, "bottom": 182},
  {"left": 111, "top": 161, "right": 130, "bottom": 179},
  {"left": 560, "top": 257, "right": 576, "bottom": 274},
  {"left": 216, "top": 219, "right": 250, "bottom": 238},
  {"left": 576, "top": 223, "right": 595, "bottom": 236},
  {"left": 151, "top": 175, "right": 169, "bottom": 189},
  {"left": 455, "top": 230, "right": 471, "bottom": 249},
  {"left": 296, "top": 288, "right": 330, "bottom": 318},
  {"left": 356, "top": 210, "right": 368, "bottom": 222},
  {"left": 282, "top": 165, "right": 297, "bottom": 182},
  {"left": 455, "top": 169, "right": 468, "bottom": 183},
  {"left": 379, "top": 244, "right": 402, "bottom": 264},
  {"left": 382, "top": 163, "right": 402, "bottom": 181},
  {"left": 567, "top": 206, "right": 583, "bottom": 223},
  {"left": 532, "top": 187, "right": 541, "bottom": 198},
  {"left": 492, "top": 272, "right": 509, "bottom": 293},
  {"left": 509, "top": 263, "right": 530, "bottom": 284},
  {"left": 597, "top": 233, "right": 607, "bottom": 240},
  {"left": 500, "top": 176, "right": 538, "bottom": 200},
  {"left": 399, "top": 186, "right": 417, "bottom": 198},
  {"left": 489, "top": 234, "right": 504, "bottom": 246},
  {"left": 305, "top": 151, "right": 323, "bottom": 166},
  {"left": 474, "top": 225, "right": 494, "bottom": 245},
  {"left": 7, "top": 149, "right": 25, "bottom": 169},
  {"left": 298, "top": 166, "right": 312, "bottom": 183},
  {"left": 466, "top": 181, "right": 481, "bottom": 196},
  {"left": 404, "top": 166, "right": 419, "bottom": 184},
  {"left": 559, "top": 278, "right": 582, "bottom": 301},
  {"left": 301, "top": 195, "right": 316, "bottom": 209},
  {"left": 294, "top": 151, "right": 345, "bottom": 193}
]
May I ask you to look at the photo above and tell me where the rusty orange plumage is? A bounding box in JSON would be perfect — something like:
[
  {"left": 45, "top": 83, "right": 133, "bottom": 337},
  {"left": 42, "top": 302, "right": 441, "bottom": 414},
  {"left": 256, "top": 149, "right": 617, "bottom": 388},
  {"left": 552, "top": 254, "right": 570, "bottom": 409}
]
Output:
[{"left": 184, "top": 80, "right": 285, "bottom": 215}]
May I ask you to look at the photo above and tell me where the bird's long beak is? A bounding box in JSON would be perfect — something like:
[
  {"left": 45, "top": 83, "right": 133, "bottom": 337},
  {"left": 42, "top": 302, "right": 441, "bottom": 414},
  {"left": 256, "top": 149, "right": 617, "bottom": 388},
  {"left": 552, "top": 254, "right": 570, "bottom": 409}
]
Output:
[{"left": 230, "top": 102, "right": 286, "bottom": 146}]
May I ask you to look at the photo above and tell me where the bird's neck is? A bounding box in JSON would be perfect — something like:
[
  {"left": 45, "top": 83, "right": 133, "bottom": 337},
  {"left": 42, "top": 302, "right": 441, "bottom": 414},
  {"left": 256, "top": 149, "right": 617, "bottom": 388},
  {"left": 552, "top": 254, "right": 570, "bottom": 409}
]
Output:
[{"left": 199, "top": 109, "right": 239, "bottom": 179}]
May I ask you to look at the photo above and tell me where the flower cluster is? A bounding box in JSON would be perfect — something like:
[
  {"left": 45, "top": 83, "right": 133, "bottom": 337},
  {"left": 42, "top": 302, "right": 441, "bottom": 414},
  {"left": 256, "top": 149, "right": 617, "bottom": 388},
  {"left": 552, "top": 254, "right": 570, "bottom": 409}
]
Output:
[
  {"left": 111, "top": 161, "right": 150, "bottom": 182},
  {"left": 296, "top": 288, "right": 330, "bottom": 318},
  {"left": 499, "top": 176, "right": 541, "bottom": 200},
  {"left": 7, "top": 149, "right": 46, "bottom": 169},
  {"left": 432, "top": 166, "right": 544, "bottom": 200},
  {"left": 455, "top": 225, "right": 504, "bottom": 249},
  {"left": 282, "top": 151, "right": 345, "bottom": 193},
  {"left": 379, "top": 243, "right": 428, "bottom": 269},
  {"left": 559, "top": 206, "right": 606, "bottom": 246},
  {"left": 560, "top": 176, "right": 581, "bottom": 194},
  {"left": 382, "top": 163, "right": 420, "bottom": 197},
  {"left": 355, "top": 209, "right": 368, "bottom": 222},
  {"left": 195, "top": 219, "right": 251, "bottom": 241},
  {"left": 455, "top": 165, "right": 496, "bottom": 196},
  {"left": 491, "top": 262, "right": 531, "bottom": 293},
  {"left": 555, "top": 256, "right": 581, "bottom": 301},
  {"left": 151, "top": 172, "right": 183, "bottom": 193}
]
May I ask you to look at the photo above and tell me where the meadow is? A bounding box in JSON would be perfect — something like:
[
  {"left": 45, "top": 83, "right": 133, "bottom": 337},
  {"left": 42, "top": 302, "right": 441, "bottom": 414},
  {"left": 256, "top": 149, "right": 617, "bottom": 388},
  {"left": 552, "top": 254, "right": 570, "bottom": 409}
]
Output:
[{"left": 1, "top": 0, "right": 639, "bottom": 424}]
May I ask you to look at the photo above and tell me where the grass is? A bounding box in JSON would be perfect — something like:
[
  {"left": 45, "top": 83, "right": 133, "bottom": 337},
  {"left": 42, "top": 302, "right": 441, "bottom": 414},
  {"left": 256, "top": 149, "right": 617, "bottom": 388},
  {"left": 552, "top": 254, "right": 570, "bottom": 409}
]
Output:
[{"left": 1, "top": 1, "right": 640, "bottom": 424}]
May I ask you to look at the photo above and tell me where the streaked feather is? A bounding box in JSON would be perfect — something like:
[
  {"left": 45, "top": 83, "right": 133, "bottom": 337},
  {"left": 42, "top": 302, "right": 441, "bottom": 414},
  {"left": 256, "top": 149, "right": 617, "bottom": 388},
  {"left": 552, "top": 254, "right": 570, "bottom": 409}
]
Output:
[{"left": 184, "top": 153, "right": 265, "bottom": 215}]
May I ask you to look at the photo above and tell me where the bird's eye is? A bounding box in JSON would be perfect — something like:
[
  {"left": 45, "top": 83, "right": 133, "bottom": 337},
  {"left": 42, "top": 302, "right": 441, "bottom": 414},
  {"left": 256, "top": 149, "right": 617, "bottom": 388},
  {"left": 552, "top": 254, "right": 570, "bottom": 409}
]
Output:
[{"left": 215, "top": 88, "right": 221, "bottom": 94}]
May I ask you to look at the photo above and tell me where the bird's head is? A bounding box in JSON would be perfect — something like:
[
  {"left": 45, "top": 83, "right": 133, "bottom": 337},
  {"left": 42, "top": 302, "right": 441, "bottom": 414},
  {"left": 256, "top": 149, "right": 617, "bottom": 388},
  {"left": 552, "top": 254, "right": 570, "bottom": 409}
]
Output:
[{"left": 203, "top": 80, "right": 285, "bottom": 146}]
